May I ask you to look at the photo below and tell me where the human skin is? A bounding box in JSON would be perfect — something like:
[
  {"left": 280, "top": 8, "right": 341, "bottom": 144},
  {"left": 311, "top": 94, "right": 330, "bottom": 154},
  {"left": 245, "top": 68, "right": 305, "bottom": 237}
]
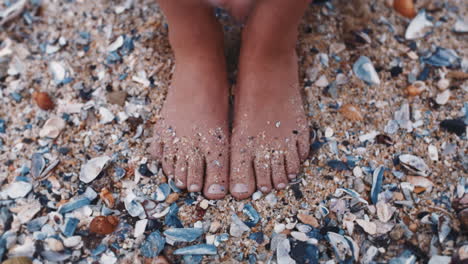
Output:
[{"left": 150, "top": 0, "right": 310, "bottom": 200}]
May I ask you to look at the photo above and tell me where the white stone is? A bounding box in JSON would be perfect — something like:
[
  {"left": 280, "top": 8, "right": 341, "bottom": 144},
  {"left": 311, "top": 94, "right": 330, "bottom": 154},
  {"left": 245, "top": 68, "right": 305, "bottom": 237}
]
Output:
[
  {"left": 209, "top": 221, "right": 221, "bottom": 233},
  {"left": 230, "top": 214, "right": 250, "bottom": 237},
  {"left": 39, "top": 117, "right": 66, "bottom": 138},
  {"left": 5, "top": 181, "right": 32, "bottom": 199},
  {"left": 315, "top": 75, "right": 329, "bottom": 87},
  {"left": 252, "top": 191, "right": 262, "bottom": 201},
  {"left": 376, "top": 201, "right": 395, "bottom": 223},
  {"left": 45, "top": 237, "right": 64, "bottom": 251},
  {"left": 206, "top": 234, "right": 216, "bottom": 245},
  {"left": 79, "top": 156, "right": 111, "bottom": 183},
  {"left": 274, "top": 223, "right": 286, "bottom": 233},
  {"left": 276, "top": 236, "right": 296, "bottom": 264}
]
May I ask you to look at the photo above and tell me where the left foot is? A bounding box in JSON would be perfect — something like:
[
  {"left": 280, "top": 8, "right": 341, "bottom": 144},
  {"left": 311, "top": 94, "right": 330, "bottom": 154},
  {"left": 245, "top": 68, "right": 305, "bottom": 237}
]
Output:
[{"left": 230, "top": 46, "right": 310, "bottom": 199}]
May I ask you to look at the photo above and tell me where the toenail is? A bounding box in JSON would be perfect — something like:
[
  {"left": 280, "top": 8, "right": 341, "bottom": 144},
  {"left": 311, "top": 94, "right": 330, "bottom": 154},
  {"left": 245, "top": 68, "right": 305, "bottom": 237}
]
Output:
[
  {"left": 232, "top": 183, "right": 249, "bottom": 193},
  {"left": 288, "top": 174, "right": 297, "bottom": 179},
  {"left": 189, "top": 184, "right": 200, "bottom": 192},
  {"left": 277, "top": 183, "right": 286, "bottom": 189},
  {"left": 207, "top": 184, "right": 225, "bottom": 194},
  {"left": 175, "top": 179, "right": 184, "bottom": 187},
  {"left": 260, "top": 186, "right": 269, "bottom": 193}
]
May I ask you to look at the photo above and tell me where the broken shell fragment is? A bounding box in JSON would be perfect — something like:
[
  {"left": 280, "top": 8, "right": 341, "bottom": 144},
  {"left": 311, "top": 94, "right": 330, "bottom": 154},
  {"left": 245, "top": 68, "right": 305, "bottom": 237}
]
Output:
[
  {"left": 405, "top": 81, "right": 426, "bottom": 96},
  {"left": 399, "top": 154, "right": 431, "bottom": 176},
  {"left": 79, "top": 156, "right": 111, "bottom": 183},
  {"left": 33, "top": 92, "right": 55, "bottom": 110},
  {"left": 353, "top": 56, "right": 381, "bottom": 85},
  {"left": 407, "top": 176, "right": 433, "bottom": 193},
  {"left": 89, "top": 216, "right": 119, "bottom": 235},
  {"left": 39, "top": 117, "right": 66, "bottom": 138},
  {"left": 435, "top": 90, "right": 451, "bottom": 105},
  {"left": 339, "top": 104, "right": 364, "bottom": 121},
  {"left": 394, "top": 0, "right": 416, "bottom": 18},
  {"left": 100, "top": 188, "right": 115, "bottom": 208},
  {"left": 405, "top": 10, "right": 433, "bottom": 40}
]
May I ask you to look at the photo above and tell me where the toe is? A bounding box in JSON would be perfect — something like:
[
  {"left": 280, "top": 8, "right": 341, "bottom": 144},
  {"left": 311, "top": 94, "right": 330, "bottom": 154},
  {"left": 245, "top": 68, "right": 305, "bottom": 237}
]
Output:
[
  {"left": 230, "top": 149, "right": 256, "bottom": 200},
  {"left": 203, "top": 134, "right": 229, "bottom": 200},
  {"left": 187, "top": 150, "right": 204, "bottom": 193},
  {"left": 174, "top": 153, "right": 188, "bottom": 189},
  {"left": 162, "top": 144, "right": 176, "bottom": 178},
  {"left": 271, "top": 151, "right": 288, "bottom": 190},
  {"left": 254, "top": 152, "right": 272, "bottom": 193},
  {"left": 296, "top": 130, "right": 310, "bottom": 162},
  {"left": 149, "top": 129, "right": 163, "bottom": 160},
  {"left": 285, "top": 143, "right": 300, "bottom": 180}
]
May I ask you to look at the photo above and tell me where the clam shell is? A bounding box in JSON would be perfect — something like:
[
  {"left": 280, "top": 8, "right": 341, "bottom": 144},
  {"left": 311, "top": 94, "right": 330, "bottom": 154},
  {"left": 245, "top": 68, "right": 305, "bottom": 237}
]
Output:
[
  {"left": 399, "top": 154, "right": 431, "bottom": 176},
  {"left": 405, "top": 10, "right": 433, "bottom": 40}
]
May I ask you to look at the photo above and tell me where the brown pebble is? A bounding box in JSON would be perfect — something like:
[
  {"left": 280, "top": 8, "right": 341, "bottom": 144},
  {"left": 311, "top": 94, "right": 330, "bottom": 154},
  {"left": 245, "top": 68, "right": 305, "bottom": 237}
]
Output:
[
  {"left": 297, "top": 213, "right": 319, "bottom": 228},
  {"left": 165, "top": 193, "right": 179, "bottom": 204},
  {"left": 339, "top": 104, "right": 363, "bottom": 121},
  {"left": 405, "top": 81, "right": 426, "bottom": 97},
  {"left": 107, "top": 90, "right": 128, "bottom": 106},
  {"left": 33, "top": 92, "right": 55, "bottom": 110},
  {"left": 99, "top": 188, "right": 115, "bottom": 208},
  {"left": 89, "top": 215, "right": 119, "bottom": 235},
  {"left": 409, "top": 223, "right": 418, "bottom": 232},
  {"left": 2, "top": 257, "right": 32, "bottom": 264},
  {"left": 393, "top": 0, "right": 416, "bottom": 18},
  {"left": 459, "top": 208, "right": 468, "bottom": 230}
]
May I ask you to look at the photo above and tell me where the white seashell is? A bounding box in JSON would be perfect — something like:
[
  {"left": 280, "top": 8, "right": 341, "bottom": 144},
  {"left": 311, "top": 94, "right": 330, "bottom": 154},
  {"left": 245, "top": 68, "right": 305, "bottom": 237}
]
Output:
[
  {"left": 437, "top": 78, "right": 450, "bottom": 91},
  {"left": 435, "top": 90, "right": 451, "bottom": 105},
  {"left": 453, "top": 18, "right": 468, "bottom": 33},
  {"left": 49, "top": 61, "right": 67, "bottom": 84},
  {"left": 376, "top": 201, "right": 395, "bottom": 223},
  {"left": 134, "top": 219, "right": 148, "bottom": 238},
  {"left": 356, "top": 219, "right": 377, "bottom": 235},
  {"left": 325, "top": 127, "right": 334, "bottom": 138},
  {"left": 79, "top": 156, "right": 111, "bottom": 183},
  {"left": 315, "top": 75, "right": 329, "bottom": 87},
  {"left": 5, "top": 181, "right": 32, "bottom": 199},
  {"left": 39, "top": 117, "right": 66, "bottom": 138},
  {"left": 99, "top": 107, "right": 115, "bottom": 124},
  {"left": 63, "top": 236, "right": 82, "bottom": 248},
  {"left": 399, "top": 154, "right": 431, "bottom": 176},
  {"left": 405, "top": 10, "right": 433, "bottom": 40},
  {"left": 428, "top": 145, "right": 438, "bottom": 161},
  {"left": 291, "top": 231, "right": 308, "bottom": 242},
  {"left": 407, "top": 176, "right": 433, "bottom": 192},
  {"left": 107, "top": 35, "right": 124, "bottom": 52},
  {"left": 274, "top": 223, "right": 286, "bottom": 233}
]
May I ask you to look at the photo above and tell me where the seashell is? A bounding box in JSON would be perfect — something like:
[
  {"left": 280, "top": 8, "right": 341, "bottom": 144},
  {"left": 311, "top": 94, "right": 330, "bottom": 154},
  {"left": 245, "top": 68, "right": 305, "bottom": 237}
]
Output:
[
  {"left": 230, "top": 213, "right": 250, "bottom": 237},
  {"left": 49, "top": 61, "right": 68, "bottom": 84},
  {"left": 107, "top": 35, "right": 124, "bottom": 52},
  {"left": 356, "top": 219, "right": 377, "bottom": 235},
  {"left": 0, "top": 0, "right": 27, "bottom": 26},
  {"left": 405, "top": 81, "right": 426, "bottom": 96},
  {"left": 407, "top": 176, "right": 433, "bottom": 193},
  {"left": 98, "top": 107, "right": 115, "bottom": 124},
  {"left": 140, "top": 231, "right": 166, "bottom": 258},
  {"left": 163, "top": 228, "right": 204, "bottom": 243},
  {"left": 423, "top": 47, "right": 461, "bottom": 68},
  {"left": 173, "top": 244, "right": 217, "bottom": 255},
  {"left": 376, "top": 201, "right": 396, "bottom": 222},
  {"left": 5, "top": 181, "right": 32, "bottom": 199},
  {"left": 326, "top": 232, "right": 358, "bottom": 262},
  {"left": 39, "top": 117, "right": 66, "bottom": 138},
  {"left": 2, "top": 257, "right": 33, "bottom": 264},
  {"left": 79, "top": 156, "right": 111, "bottom": 183},
  {"left": 393, "top": 0, "right": 416, "bottom": 18},
  {"left": 353, "top": 56, "right": 381, "bottom": 85},
  {"left": 437, "top": 78, "right": 450, "bottom": 90},
  {"left": 134, "top": 219, "right": 148, "bottom": 238},
  {"left": 165, "top": 192, "right": 179, "bottom": 204},
  {"left": 399, "top": 154, "right": 431, "bottom": 176},
  {"left": 446, "top": 71, "right": 468, "bottom": 80},
  {"left": 435, "top": 90, "right": 451, "bottom": 105},
  {"left": 89, "top": 215, "right": 119, "bottom": 235},
  {"left": 297, "top": 213, "right": 319, "bottom": 228},
  {"left": 453, "top": 18, "right": 468, "bottom": 33},
  {"left": 243, "top": 203, "right": 260, "bottom": 227},
  {"left": 405, "top": 10, "right": 433, "bottom": 40},
  {"left": 339, "top": 104, "right": 363, "bottom": 121},
  {"left": 428, "top": 145, "right": 438, "bottom": 161},
  {"left": 31, "top": 153, "right": 46, "bottom": 179},
  {"left": 33, "top": 92, "right": 55, "bottom": 110},
  {"left": 370, "top": 166, "right": 384, "bottom": 204},
  {"left": 99, "top": 188, "right": 115, "bottom": 208}
]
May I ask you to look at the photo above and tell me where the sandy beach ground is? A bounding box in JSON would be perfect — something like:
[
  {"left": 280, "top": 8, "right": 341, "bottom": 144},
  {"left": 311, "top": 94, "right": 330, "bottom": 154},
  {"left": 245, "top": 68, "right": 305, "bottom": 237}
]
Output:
[{"left": 0, "top": 0, "right": 467, "bottom": 263}]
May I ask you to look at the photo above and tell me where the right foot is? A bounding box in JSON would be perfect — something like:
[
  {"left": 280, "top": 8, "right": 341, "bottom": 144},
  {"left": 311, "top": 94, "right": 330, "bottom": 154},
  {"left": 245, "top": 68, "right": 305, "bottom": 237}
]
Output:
[{"left": 149, "top": 2, "right": 230, "bottom": 200}]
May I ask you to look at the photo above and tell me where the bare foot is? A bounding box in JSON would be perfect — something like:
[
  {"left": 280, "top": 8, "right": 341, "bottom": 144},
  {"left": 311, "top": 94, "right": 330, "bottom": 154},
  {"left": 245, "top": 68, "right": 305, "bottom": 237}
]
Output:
[
  {"left": 229, "top": 0, "right": 310, "bottom": 199},
  {"left": 149, "top": 1, "right": 229, "bottom": 200},
  {"left": 230, "top": 50, "right": 310, "bottom": 199}
]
